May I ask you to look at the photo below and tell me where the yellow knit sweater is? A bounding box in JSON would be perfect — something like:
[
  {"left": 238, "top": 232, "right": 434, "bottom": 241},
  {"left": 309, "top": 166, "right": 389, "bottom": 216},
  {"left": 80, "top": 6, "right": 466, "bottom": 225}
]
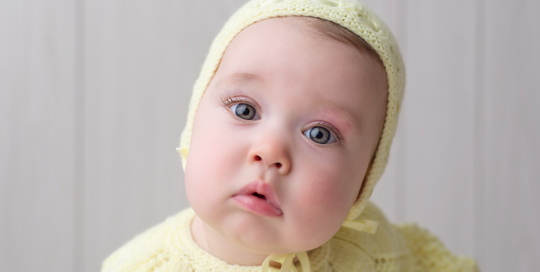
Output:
[{"left": 101, "top": 202, "right": 478, "bottom": 272}]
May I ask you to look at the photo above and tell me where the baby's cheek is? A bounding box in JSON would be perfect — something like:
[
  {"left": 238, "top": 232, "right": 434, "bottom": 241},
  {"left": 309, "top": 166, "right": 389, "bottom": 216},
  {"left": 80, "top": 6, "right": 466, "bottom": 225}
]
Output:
[
  {"left": 303, "top": 162, "right": 358, "bottom": 208},
  {"left": 308, "top": 181, "right": 352, "bottom": 216},
  {"left": 290, "top": 167, "right": 353, "bottom": 238},
  {"left": 185, "top": 126, "right": 233, "bottom": 206}
]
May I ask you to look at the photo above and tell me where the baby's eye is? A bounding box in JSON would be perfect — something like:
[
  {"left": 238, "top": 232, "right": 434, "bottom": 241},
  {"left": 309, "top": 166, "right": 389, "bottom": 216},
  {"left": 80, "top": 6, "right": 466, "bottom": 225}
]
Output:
[
  {"left": 303, "top": 126, "right": 337, "bottom": 144},
  {"left": 230, "top": 103, "right": 259, "bottom": 120}
]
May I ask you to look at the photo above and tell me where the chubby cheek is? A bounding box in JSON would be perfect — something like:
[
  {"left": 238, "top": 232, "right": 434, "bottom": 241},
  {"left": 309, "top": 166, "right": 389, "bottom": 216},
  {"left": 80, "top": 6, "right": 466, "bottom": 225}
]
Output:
[
  {"left": 285, "top": 160, "right": 362, "bottom": 248},
  {"left": 185, "top": 107, "right": 247, "bottom": 222}
]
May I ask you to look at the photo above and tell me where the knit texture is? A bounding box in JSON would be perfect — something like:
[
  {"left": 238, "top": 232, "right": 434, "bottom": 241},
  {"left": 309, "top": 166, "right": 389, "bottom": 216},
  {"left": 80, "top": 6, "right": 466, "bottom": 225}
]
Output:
[
  {"left": 178, "top": 0, "right": 405, "bottom": 221},
  {"left": 101, "top": 202, "right": 478, "bottom": 272}
]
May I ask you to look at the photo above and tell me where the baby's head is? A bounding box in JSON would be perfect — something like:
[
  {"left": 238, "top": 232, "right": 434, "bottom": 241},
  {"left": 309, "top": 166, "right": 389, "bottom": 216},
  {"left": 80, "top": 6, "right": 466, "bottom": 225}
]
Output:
[{"left": 178, "top": 0, "right": 404, "bottom": 264}]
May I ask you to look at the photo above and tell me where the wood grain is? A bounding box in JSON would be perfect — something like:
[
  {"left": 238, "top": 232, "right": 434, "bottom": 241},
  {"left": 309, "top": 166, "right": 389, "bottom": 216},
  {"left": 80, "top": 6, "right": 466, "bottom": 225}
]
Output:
[
  {"left": 403, "top": 0, "right": 477, "bottom": 256},
  {"left": 480, "top": 0, "right": 540, "bottom": 270},
  {"left": 0, "top": 0, "right": 77, "bottom": 271}
]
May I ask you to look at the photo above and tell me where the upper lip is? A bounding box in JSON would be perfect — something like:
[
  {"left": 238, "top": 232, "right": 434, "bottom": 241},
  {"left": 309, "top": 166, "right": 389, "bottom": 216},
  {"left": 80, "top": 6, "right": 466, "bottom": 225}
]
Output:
[{"left": 234, "top": 180, "right": 282, "bottom": 210}]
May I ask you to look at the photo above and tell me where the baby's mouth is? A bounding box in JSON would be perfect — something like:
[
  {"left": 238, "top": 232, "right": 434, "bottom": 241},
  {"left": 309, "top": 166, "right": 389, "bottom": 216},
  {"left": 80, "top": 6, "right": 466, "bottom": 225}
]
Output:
[
  {"left": 233, "top": 181, "right": 282, "bottom": 217},
  {"left": 252, "top": 192, "right": 277, "bottom": 207},
  {"left": 253, "top": 192, "right": 266, "bottom": 200}
]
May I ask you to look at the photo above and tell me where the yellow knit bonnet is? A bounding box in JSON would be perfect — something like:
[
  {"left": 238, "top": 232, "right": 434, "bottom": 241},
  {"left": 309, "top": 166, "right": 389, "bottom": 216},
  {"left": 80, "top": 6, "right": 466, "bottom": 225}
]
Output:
[{"left": 178, "top": 0, "right": 404, "bottom": 224}]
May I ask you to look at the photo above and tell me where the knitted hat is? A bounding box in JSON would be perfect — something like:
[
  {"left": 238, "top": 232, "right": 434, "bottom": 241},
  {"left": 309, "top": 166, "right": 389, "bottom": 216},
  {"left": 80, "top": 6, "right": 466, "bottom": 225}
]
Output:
[{"left": 178, "top": 0, "right": 405, "bottom": 221}]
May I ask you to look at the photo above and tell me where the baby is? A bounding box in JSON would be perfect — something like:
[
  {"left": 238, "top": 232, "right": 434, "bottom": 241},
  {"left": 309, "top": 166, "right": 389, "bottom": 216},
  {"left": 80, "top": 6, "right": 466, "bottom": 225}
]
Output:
[{"left": 102, "top": 0, "right": 478, "bottom": 271}]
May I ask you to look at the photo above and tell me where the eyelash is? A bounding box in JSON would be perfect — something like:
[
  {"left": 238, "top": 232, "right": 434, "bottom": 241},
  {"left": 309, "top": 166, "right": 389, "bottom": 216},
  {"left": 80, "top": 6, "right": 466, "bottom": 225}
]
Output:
[
  {"left": 221, "top": 95, "right": 344, "bottom": 143},
  {"left": 221, "top": 95, "right": 261, "bottom": 122},
  {"left": 221, "top": 96, "right": 254, "bottom": 108}
]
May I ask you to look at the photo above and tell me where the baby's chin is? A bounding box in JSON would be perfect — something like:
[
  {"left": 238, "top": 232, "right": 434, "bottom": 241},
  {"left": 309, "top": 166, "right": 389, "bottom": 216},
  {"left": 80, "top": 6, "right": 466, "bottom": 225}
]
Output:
[{"left": 205, "top": 210, "right": 330, "bottom": 255}]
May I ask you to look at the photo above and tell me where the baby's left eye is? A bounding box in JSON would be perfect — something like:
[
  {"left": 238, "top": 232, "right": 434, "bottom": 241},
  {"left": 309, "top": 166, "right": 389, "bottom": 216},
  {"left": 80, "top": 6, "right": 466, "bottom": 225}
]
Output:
[{"left": 303, "top": 126, "right": 337, "bottom": 144}]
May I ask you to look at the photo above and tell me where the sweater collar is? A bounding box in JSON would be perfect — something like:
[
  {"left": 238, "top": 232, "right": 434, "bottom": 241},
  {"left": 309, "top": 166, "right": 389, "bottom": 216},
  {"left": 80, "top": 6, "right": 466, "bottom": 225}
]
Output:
[{"left": 173, "top": 209, "right": 331, "bottom": 272}]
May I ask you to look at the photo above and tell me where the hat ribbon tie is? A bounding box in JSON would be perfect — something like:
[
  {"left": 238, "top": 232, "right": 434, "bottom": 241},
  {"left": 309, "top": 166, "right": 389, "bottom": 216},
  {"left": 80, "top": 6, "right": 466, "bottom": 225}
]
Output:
[
  {"left": 342, "top": 219, "right": 378, "bottom": 234},
  {"left": 261, "top": 251, "right": 310, "bottom": 272}
]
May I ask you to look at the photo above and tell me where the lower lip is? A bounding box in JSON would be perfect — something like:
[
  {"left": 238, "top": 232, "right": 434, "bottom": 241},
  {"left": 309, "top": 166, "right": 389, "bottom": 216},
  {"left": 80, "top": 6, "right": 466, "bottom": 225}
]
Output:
[{"left": 233, "top": 195, "right": 283, "bottom": 217}]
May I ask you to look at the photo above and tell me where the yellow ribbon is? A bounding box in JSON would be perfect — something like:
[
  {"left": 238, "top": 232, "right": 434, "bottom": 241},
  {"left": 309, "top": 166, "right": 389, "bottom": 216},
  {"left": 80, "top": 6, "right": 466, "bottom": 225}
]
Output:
[
  {"left": 341, "top": 219, "right": 379, "bottom": 234},
  {"left": 258, "top": 220, "right": 378, "bottom": 272},
  {"left": 261, "top": 251, "right": 310, "bottom": 272}
]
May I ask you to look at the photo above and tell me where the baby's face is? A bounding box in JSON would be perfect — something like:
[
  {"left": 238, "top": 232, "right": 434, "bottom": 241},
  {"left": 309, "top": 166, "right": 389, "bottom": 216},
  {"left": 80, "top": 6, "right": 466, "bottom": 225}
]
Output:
[{"left": 185, "top": 17, "right": 387, "bottom": 254}]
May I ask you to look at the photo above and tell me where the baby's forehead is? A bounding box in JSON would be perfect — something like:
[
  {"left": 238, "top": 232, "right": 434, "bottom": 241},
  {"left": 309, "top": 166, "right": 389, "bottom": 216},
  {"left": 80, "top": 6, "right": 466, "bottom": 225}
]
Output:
[
  {"left": 221, "top": 17, "right": 387, "bottom": 88},
  {"left": 208, "top": 16, "right": 388, "bottom": 130},
  {"left": 249, "top": 17, "right": 385, "bottom": 70}
]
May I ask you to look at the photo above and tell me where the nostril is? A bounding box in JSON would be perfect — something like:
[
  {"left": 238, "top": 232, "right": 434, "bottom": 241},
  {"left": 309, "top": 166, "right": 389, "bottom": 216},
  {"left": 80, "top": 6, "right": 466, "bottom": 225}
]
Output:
[
  {"left": 255, "top": 155, "right": 262, "bottom": 161},
  {"left": 275, "top": 162, "right": 282, "bottom": 168}
]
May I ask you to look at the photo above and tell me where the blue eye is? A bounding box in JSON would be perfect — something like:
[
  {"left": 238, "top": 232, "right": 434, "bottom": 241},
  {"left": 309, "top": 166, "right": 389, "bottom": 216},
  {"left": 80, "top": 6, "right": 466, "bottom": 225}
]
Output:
[
  {"left": 230, "top": 103, "right": 258, "bottom": 120},
  {"left": 303, "top": 126, "right": 337, "bottom": 144}
]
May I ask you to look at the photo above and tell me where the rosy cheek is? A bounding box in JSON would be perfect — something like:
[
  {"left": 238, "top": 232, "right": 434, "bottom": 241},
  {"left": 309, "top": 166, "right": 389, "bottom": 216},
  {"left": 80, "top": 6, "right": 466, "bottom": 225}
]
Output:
[
  {"left": 288, "top": 167, "right": 351, "bottom": 243},
  {"left": 189, "top": 140, "right": 234, "bottom": 186},
  {"left": 298, "top": 170, "right": 349, "bottom": 211},
  {"left": 294, "top": 180, "right": 336, "bottom": 209}
]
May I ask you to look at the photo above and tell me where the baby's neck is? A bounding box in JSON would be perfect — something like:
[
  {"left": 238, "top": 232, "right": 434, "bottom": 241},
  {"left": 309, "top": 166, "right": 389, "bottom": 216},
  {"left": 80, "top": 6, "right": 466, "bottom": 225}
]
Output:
[{"left": 191, "top": 215, "right": 273, "bottom": 266}]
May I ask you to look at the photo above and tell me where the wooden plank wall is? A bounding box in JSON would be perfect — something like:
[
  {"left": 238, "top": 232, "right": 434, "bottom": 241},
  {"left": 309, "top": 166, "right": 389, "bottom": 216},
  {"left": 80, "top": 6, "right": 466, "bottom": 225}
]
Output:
[
  {"left": 0, "top": 0, "right": 77, "bottom": 271},
  {"left": 1, "top": 0, "right": 538, "bottom": 271}
]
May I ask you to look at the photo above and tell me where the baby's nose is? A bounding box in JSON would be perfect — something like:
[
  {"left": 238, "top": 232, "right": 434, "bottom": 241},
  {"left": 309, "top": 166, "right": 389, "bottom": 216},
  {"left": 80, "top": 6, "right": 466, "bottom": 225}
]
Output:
[{"left": 248, "top": 142, "right": 291, "bottom": 175}]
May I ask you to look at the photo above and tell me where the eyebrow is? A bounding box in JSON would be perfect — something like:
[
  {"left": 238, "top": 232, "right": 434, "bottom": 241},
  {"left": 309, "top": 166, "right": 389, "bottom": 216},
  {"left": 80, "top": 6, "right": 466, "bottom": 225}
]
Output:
[{"left": 216, "top": 72, "right": 263, "bottom": 89}]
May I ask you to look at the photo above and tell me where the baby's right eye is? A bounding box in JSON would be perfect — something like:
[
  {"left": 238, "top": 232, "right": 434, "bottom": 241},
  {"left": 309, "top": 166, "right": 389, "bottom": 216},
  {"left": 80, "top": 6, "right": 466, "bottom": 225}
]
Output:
[{"left": 230, "top": 103, "right": 259, "bottom": 120}]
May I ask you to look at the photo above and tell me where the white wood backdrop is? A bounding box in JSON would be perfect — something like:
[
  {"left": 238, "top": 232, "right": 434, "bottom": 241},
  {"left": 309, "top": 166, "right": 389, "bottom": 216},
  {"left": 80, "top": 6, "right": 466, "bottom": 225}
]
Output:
[{"left": 1, "top": 0, "right": 539, "bottom": 271}]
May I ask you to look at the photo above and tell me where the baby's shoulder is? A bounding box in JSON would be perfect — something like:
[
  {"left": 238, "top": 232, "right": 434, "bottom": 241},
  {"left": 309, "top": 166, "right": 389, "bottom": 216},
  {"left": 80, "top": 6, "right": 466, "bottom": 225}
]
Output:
[
  {"left": 392, "top": 223, "right": 478, "bottom": 272},
  {"left": 101, "top": 209, "right": 194, "bottom": 272},
  {"left": 329, "top": 202, "right": 478, "bottom": 272},
  {"left": 329, "top": 202, "right": 412, "bottom": 271}
]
